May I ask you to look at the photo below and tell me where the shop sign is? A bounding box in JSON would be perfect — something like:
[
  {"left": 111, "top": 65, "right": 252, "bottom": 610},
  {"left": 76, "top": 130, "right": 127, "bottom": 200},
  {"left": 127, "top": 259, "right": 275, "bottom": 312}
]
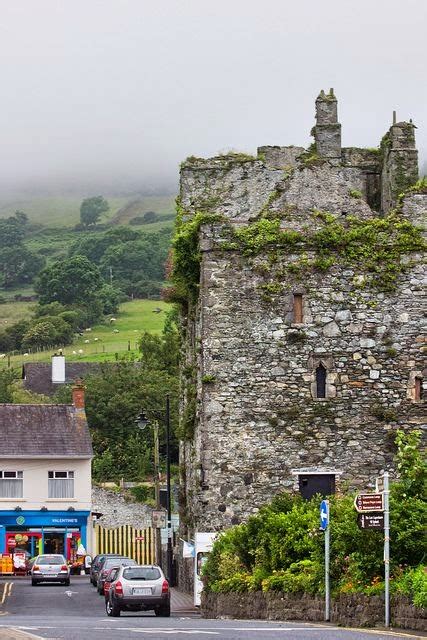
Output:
[
  {"left": 8, "top": 538, "right": 16, "bottom": 548},
  {"left": 51, "top": 518, "right": 78, "bottom": 524},
  {"left": 16, "top": 516, "right": 25, "bottom": 525}
]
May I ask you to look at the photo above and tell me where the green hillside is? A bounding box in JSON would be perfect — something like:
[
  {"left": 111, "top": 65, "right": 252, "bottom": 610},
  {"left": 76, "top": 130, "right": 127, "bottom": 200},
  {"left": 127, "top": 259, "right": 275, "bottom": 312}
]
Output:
[
  {"left": 0, "top": 194, "right": 175, "bottom": 228},
  {"left": 3, "top": 299, "right": 170, "bottom": 366}
]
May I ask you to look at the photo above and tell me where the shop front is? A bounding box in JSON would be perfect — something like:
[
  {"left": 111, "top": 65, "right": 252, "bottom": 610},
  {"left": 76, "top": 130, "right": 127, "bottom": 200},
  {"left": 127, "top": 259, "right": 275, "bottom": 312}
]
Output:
[{"left": 0, "top": 510, "right": 90, "bottom": 562}]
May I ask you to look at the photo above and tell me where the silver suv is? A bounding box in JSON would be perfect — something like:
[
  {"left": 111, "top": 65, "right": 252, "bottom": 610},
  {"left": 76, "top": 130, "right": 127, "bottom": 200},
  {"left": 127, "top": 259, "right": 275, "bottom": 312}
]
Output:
[{"left": 105, "top": 564, "right": 170, "bottom": 617}]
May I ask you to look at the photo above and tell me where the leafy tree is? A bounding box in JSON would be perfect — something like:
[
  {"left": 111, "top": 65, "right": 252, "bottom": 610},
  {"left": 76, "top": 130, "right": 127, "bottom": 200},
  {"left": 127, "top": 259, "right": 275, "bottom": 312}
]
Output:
[
  {"left": 33, "top": 302, "right": 66, "bottom": 318},
  {"left": 0, "top": 319, "right": 31, "bottom": 352},
  {"left": 0, "top": 245, "right": 45, "bottom": 288},
  {"left": 97, "top": 284, "right": 121, "bottom": 315},
  {"left": 83, "top": 315, "right": 180, "bottom": 481},
  {"left": 21, "top": 321, "right": 59, "bottom": 350},
  {"left": 0, "top": 368, "right": 18, "bottom": 402},
  {"left": 80, "top": 196, "right": 109, "bottom": 227},
  {"left": 14, "top": 210, "right": 28, "bottom": 225},
  {"left": 0, "top": 219, "right": 24, "bottom": 248},
  {"left": 35, "top": 255, "right": 103, "bottom": 305}
]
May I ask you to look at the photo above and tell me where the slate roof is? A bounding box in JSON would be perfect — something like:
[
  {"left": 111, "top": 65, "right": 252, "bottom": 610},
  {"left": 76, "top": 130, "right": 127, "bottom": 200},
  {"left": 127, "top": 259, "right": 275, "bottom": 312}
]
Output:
[
  {"left": 22, "top": 362, "right": 101, "bottom": 396},
  {"left": 0, "top": 404, "right": 93, "bottom": 458}
]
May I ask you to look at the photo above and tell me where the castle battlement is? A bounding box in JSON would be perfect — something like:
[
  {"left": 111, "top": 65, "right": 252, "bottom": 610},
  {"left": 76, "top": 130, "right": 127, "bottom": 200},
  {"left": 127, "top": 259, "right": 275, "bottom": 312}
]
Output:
[{"left": 177, "top": 91, "right": 426, "bottom": 541}]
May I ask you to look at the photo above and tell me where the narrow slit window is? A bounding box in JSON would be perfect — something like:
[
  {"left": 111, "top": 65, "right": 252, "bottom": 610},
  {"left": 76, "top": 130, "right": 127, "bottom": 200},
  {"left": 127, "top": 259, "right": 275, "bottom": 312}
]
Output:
[
  {"left": 414, "top": 377, "right": 423, "bottom": 401},
  {"left": 316, "top": 363, "right": 327, "bottom": 398},
  {"left": 293, "top": 294, "right": 303, "bottom": 323}
]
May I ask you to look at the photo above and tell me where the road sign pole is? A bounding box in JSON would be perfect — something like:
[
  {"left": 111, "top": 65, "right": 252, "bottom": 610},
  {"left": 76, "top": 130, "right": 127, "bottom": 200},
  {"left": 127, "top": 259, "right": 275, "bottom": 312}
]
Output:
[
  {"left": 383, "top": 472, "right": 390, "bottom": 628},
  {"left": 324, "top": 500, "right": 330, "bottom": 622}
]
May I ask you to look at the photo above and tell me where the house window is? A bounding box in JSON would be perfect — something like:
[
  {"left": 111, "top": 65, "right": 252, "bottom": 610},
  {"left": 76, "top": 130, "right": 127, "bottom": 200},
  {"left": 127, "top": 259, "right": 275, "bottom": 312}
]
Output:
[
  {"left": 316, "top": 363, "right": 327, "bottom": 398},
  {"left": 0, "top": 471, "right": 23, "bottom": 498},
  {"left": 414, "top": 377, "right": 423, "bottom": 401},
  {"left": 293, "top": 294, "right": 303, "bottom": 323},
  {"left": 48, "top": 471, "right": 74, "bottom": 499}
]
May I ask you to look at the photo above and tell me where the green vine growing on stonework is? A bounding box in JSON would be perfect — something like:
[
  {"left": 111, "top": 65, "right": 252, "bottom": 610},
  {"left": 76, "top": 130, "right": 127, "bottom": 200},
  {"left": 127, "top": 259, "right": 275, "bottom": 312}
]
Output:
[
  {"left": 297, "top": 143, "right": 326, "bottom": 168},
  {"left": 170, "top": 200, "right": 226, "bottom": 304},
  {"left": 227, "top": 211, "right": 425, "bottom": 293}
]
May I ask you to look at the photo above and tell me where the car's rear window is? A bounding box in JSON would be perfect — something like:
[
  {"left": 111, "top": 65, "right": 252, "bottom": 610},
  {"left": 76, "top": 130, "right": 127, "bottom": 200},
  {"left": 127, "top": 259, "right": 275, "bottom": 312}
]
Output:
[
  {"left": 37, "top": 555, "right": 65, "bottom": 565},
  {"left": 123, "top": 567, "right": 161, "bottom": 581},
  {"left": 105, "top": 557, "right": 136, "bottom": 568}
]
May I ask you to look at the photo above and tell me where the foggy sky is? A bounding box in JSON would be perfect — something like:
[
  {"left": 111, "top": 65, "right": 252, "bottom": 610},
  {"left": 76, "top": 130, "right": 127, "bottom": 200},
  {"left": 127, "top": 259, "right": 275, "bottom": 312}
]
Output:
[{"left": 0, "top": 0, "right": 426, "bottom": 194}]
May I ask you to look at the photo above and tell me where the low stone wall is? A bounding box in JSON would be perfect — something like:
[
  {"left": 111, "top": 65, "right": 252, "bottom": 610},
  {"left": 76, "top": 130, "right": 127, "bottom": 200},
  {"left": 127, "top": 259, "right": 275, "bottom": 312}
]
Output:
[{"left": 202, "top": 592, "right": 426, "bottom": 631}]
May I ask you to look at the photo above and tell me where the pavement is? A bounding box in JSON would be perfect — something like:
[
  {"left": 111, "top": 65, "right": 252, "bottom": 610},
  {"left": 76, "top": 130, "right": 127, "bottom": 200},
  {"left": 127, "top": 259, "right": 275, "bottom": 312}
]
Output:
[{"left": 170, "top": 587, "right": 197, "bottom": 613}]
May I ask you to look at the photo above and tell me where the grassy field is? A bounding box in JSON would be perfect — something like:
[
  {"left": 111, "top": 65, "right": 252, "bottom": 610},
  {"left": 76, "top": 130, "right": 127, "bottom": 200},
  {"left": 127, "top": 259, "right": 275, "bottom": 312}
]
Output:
[
  {"left": 2, "top": 299, "right": 170, "bottom": 366},
  {"left": 0, "top": 194, "right": 175, "bottom": 227},
  {"left": 110, "top": 195, "right": 175, "bottom": 225},
  {"left": 0, "top": 300, "right": 36, "bottom": 324},
  {"left": 0, "top": 195, "right": 128, "bottom": 227}
]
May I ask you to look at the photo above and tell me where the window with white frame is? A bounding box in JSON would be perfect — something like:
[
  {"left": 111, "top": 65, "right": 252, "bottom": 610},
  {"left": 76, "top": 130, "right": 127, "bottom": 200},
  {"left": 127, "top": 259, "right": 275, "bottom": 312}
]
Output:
[
  {"left": 0, "top": 470, "right": 23, "bottom": 498},
  {"left": 48, "top": 471, "right": 74, "bottom": 499}
]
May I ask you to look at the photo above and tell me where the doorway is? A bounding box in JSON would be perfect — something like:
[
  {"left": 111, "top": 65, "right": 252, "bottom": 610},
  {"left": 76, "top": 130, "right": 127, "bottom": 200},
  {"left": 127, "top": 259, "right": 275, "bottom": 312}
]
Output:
[
  {"left": 43, "top": 532, "right": 65, "bottom": 555},
  {"left": 298, "top": 474, "right": 335, "bottom": 500}
]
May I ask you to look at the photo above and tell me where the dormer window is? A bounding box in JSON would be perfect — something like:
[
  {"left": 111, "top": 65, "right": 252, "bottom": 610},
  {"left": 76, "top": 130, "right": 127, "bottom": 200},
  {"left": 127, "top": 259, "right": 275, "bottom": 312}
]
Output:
[{"left": 293, "top": 294, "right": 303, "bottom": 323}]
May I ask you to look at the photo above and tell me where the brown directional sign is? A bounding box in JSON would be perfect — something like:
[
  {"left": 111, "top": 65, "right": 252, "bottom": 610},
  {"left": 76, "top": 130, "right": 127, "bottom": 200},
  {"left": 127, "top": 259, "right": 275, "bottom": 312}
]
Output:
[
  {"left": 357, "top": 512, "right": 384, "bottom": 530},
  {"left": 354, "top": 493, "right": 383, "bottom": 513}
]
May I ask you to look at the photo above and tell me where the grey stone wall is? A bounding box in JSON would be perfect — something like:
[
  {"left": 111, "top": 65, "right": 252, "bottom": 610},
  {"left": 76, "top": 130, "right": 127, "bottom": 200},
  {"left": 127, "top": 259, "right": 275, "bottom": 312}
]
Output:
[
  {"left": 381, "top": 121, "right": 418, "bottom": 212},
  {"left": 92, "top": 486, "right": 152, "bottom": 529},
  {"left": 178, "top": 90, "right": 426, "bottom": 536},
  {"left": 202, "top": 592, "right": 426, "bottom": 631}
]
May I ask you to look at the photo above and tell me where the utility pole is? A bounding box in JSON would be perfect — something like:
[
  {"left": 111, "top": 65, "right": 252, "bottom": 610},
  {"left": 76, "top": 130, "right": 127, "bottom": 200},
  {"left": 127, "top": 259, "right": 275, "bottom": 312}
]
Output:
[
  {"left": 153, "top": 422, "right": 162, "bottom": 566},
  {"left": 165, "top": 394, "right": 173, "bottom": 585}
]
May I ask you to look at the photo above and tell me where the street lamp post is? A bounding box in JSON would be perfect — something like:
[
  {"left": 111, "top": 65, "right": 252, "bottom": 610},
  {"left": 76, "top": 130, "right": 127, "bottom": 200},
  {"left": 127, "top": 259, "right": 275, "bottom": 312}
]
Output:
[{"left": 135, "top": 395, "right": 173, "bottom": 585}]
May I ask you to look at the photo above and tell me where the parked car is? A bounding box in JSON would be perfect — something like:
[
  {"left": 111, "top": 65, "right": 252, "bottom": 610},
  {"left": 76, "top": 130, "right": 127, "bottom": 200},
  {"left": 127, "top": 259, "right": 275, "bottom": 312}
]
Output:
[
  {"left": 31, "top": 554, "right": 70, "bottom": 586},
  {"left": 105, "top": 564, "right": 170, "bottom": 617},
  {"left": 90, "top": 553, "right": 123, "bottom": 586},
  {"left": 97, "top": 556, "right": 137, "bottom": 594},
  {"left": 103, "top": 566, "right": 121, "bottom": 599}
]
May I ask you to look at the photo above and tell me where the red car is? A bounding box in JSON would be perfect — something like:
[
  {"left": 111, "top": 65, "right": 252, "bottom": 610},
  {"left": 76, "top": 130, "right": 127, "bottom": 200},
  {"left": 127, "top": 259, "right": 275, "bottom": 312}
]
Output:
[{"left": 103, "top": 566, "right": 120, "bottom": 601}]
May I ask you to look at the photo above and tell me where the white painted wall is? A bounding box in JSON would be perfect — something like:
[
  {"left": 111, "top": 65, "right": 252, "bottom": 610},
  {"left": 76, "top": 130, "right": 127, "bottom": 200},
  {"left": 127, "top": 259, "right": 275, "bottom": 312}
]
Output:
[{"left": 0, "top": 458, "right": 91, "bottom": 511}]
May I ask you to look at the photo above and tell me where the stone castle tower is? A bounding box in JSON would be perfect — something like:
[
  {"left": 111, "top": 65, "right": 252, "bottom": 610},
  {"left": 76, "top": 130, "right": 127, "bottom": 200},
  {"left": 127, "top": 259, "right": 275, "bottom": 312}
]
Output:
[{"left": 177, "top": 90, "right": 426, "bottom": 536}]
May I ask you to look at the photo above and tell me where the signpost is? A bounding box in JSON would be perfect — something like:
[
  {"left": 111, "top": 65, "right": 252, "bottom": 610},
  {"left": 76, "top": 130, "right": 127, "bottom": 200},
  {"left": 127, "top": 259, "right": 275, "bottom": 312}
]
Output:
[
  {"left": 383, "top": 473, "right": 390, "bottom": 628},
  {"left": 354, "top": 474, "right": 390, "bottom": 628},
  {"left": 319, "top": 499, "right": 330, "bottom": 622},
  {"left": 354, "top": 493, "right": 383, "bottom": 512},
  {"left": 357, "top": 512, "right": 384, "bottom": 530}
]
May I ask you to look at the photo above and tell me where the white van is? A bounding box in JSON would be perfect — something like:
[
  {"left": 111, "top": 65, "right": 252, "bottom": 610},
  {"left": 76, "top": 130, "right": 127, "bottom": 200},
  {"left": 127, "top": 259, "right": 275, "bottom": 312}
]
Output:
[{"left": 194, "top": 532, "right": 216, "bottom": 606}]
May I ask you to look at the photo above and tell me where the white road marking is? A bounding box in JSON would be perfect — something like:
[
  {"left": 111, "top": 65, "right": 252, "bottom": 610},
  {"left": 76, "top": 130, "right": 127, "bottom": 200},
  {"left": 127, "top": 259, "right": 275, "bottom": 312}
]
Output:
[
  {"left": 124, "top": 631, "right": 219, "bottom": 636},
  {"left": 64, "top": 590, "right": 78, "bottom": 597}
]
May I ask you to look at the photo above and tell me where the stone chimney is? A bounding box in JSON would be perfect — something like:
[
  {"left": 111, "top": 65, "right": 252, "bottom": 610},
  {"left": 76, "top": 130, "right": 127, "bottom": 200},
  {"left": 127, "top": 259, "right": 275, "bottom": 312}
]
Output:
[
  {"left": 72, "top": 382, "right": 85, "bottom": 410},
  {"left": 314, "top": 88, "right": 341, "bottom": 160},
  {"left": 51, "top": 351, "right": 65, "bottom": 384},
  {"left": 380, "top": 116, "right": 418, "bottom": 213}
]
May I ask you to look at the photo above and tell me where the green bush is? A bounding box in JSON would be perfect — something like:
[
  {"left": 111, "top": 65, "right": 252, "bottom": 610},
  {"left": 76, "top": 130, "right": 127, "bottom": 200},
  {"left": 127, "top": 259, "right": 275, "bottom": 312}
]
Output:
[{"left": 203, "top": 430, "right": 426, "bottom": 606}]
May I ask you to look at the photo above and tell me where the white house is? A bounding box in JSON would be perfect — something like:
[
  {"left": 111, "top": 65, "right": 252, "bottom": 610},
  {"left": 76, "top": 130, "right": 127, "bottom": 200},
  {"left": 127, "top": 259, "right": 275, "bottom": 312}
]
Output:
[{"left": 0, "top": 385, "right": 93, "bottom": 560}]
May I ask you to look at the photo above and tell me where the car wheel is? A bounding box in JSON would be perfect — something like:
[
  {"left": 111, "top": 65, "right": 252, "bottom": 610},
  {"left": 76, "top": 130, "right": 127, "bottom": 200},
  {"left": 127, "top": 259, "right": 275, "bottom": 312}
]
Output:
[
  {"left": 106, "top": 599, "right": 120, "bottom": 617},
  {"left": 31, "top": 579, "right": 38, "bottom": 586},
  {"left": 98, "top": 584, "right": 104, "bottom": 595},
  {"left": 157, "top": 602, "right": 171, "bottom": 617}
]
